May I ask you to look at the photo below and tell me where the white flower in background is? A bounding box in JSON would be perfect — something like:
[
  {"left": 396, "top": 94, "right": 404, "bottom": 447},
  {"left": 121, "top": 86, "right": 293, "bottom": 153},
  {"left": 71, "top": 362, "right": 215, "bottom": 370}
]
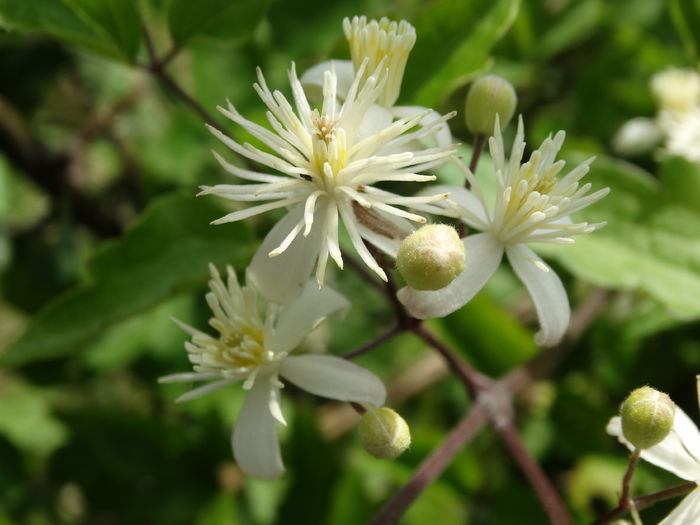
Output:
[
  {"left": 607, "top": 378, "right": 700, "bottom": 525},
  {"left": 159, "top": 264, "right": 386, "bottom": 479},
  {"left": 614, "top": 68, "right": 700, "bottom": 164},
  {"left": 651, "top": 68, "right": 700, "bottom": 114},
  {"left": 202, "top": 60, "right": 454, "bottom": 303},
  {"left": 399, "top": 117, "right": 609, "bottom": 347},
  {"left": 300, "top": 16, "right": 453, "bottom": 149}
]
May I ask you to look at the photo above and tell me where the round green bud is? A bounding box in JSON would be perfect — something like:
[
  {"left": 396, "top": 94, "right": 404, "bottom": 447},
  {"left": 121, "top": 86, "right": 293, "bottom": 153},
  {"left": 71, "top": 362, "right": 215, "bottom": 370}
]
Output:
[
  {"left": 396, "top": 224, "right": 465, "bottom": 291},
  {"left": 464, "top": 75, "right": 517, "bottom": 136},
  {"left": 358, "top": 407, "right": 411, "bottom": 460},
  {"left": 620, "top": 386, "right": 675, "bottom": 449}
]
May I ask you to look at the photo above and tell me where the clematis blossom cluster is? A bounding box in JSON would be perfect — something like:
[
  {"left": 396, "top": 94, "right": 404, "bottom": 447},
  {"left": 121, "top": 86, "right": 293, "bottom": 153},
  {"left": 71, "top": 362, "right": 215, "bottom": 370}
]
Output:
[
  {"left": 160, "top": 265, "right": 386, "bottom": 479},
  {"left": 399, "top": 116, "right": 609, "bottom": 346}
]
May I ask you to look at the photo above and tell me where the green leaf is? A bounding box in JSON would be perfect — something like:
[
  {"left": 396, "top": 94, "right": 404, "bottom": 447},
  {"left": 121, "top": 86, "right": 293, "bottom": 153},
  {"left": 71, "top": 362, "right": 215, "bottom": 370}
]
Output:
[
  {"left": 537, "top": 156, "right": 700, "bottom": 319},
  {"left": 167, "top": 0, "right": 269, "bottom": 47},
  {"left": 538, "top": 0, "right": 603, "bottom": 58},
  {"left": 660, "top": 155, "right": 700, "bottom": 210},
  {"left": 402, "top": 0, "right": 521, "bottom": 107},
  {"left": 670, "top": 0, "right": 700, "bottom": 62},
  {"left": 62, "top": 0, "right": 142, "bottom": 62},
  {"left": 0, "top": 193, "right": 254, "bottom": 366},
  {"left": 0, "top": 0, "right": 135, "bottom": 61},
  {"left": 0, "top": 374, "right": 68, "bottom": 457}
]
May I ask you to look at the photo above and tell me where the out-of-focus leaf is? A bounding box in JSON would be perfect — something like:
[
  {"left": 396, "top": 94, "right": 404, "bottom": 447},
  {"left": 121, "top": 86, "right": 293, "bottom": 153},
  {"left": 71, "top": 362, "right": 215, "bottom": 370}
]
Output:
[
  {"left": 0, "top": 374, "right": 68, "bottom": 457},
  {"left": 670, "top": 0, "right": 700, "bottom": 62},
  {"left": 0, "top": 193, "right": 254, "bottom": 366},
  {"left": 660, "top": 155, "right": 700, "bottom": 210},
  {"left": 537, "top": 156, "right": 700, "bottom": 319},
  {"left": 0, "top": 0, "right": 132, "bottom": 60},
  {"left": 62, "top": 0, "right": 141, "bottom": 62},
  {"left": 403, "top": 0, "right": 521, "bottom": 107},
  {"left": 167, "top": 0, "right": 269, "bottom": 47},
  {"left": 538, "top": 0, "right": 603, "bottom": 58}
]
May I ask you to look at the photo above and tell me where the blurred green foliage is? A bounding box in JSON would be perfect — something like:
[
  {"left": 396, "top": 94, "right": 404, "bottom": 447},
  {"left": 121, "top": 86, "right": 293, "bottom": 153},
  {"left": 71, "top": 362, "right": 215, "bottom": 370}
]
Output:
[{"left": 0, "top": 0, "right": 699, "bottom": 524}]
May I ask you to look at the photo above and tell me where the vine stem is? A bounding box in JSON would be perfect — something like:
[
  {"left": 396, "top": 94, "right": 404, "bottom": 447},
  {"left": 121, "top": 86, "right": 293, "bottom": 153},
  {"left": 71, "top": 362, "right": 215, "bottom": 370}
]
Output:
[
  {"left": 590, "top": 482, "right": 697, "bottom": 525},
  {"left": 369, "top": 405, "right": 490, "bottom": 525}
]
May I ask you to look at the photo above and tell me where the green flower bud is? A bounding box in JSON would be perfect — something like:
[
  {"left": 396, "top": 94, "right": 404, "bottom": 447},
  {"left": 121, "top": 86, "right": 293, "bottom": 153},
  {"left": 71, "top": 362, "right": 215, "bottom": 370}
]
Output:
[
  {"left": 358, "top": 407, "right": 411, "bottom": 459},
  {"left": 464, "top": 75, "right": 517, "bottom": 136},
  {"left": 620, "top": 386, "right": 675, "bottom": 449},
  {"left": 396, "top": 224, "right": 465, "bottom": 291}
]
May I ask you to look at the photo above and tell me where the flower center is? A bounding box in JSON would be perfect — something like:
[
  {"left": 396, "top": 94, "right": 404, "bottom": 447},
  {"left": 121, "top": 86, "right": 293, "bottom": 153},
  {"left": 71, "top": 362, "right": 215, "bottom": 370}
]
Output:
[
  {"left": 310, "top": 110, "right": 347, "bottom": 183},
  {"left": 215, "top": 324, "right": 268, "bottom": 370}
]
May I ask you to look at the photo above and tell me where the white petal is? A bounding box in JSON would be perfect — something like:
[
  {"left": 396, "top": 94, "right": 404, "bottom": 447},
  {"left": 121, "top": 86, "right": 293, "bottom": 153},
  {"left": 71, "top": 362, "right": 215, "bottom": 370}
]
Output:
[
  {"left": 398, "top": 232, "right": 503, "bottom": 319},
  {"left": 279, "top": 354, "right": 386, "bottom": 406},
  {"left": 607, "top": 409, "right": 700, "bottom": 482},
  {"left": 247, "top": 205, "right": 322, "bottom": 304},
  {"left": 391, "top": 105, "right": 453, "bottom": 147},
  {"left": 174, "top": 378, "right": 237, "bottom": 403},
  {"left": 658, "top": 487, "right": 700, "bottom": 525},
  {"left": 273, "top": 281, "right": 350, "bottom": 354},
  {"left": 232, "top": 380, "right": 284, "bottom": 479},
  {"left": 299, "top": 60, "right": 355, "bottom": 102},
  {"left": 356, "top": 104, "right": 394, "bottom": 141},
  {"left": 423, "top": 184, "right": 490, "bottom": 230},
  {"left": 506, "top": 244, "right": 569, "bottom": 347}
]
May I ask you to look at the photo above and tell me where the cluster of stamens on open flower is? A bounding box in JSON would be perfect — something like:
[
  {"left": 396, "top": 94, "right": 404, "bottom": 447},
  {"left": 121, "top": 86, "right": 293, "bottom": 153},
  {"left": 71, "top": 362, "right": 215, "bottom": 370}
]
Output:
[
  {"left": 399, "top": 116, "right": 609, "bottom": 347},
  {"left": 200, "top": 57, "right": 455, "bottom": 297},
  {"left": 160, "top": 264, "right": 386, "bottom": 479}
]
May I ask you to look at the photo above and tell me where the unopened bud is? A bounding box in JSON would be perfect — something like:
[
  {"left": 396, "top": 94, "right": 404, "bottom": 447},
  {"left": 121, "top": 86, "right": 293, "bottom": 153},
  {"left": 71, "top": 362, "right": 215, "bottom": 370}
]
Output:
[
  {"left": 358, "top": 407, "right": 411, "bottom": 459},
  {"left": 465, "top": 75, "right": 517, "bottom": 136},
  {"left": 396, "top": 224, "right": 465, "bottom": 291},
  {"left": 620, "top": 386, "right": 675, "bottom": 449}
]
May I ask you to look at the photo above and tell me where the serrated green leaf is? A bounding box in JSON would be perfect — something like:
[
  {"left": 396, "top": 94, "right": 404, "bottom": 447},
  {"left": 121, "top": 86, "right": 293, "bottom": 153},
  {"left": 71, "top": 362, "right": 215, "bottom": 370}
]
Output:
[
  {"left": 62, "top": 0, "right": 142, "bottom": 62},
  {"left": 402, "top": 0, "right": 521, "bottom": 107},
  {"left": 0, "top": 0, "right": 130, "bottom": 60},
  {"left": 0, "top": 193, "right": 254, "bottom": 366},
  {"left": 167, "top": 0, "right": 269, "bottom": 47},
  {"left": 537, "top": 156, "right": 700, "bottom": 319}
]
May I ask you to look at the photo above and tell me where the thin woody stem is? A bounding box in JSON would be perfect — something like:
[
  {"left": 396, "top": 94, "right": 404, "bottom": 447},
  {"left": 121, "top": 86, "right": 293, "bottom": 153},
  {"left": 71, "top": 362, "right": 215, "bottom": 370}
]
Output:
[
  {"left": 343, "top": 324, "right": 407, "bottom": 360},
  {"left": 495, "top": 422, "right": 575, "bottom": 525},
  {"left": 468, "top": 134, "right": 486, "bottom": 184},
  {"left": 621, "top": 449, "right": 641, "bottom": 506},
  {"left": 369, "top": 405, "right": 490, "bottom": 525},
  {"left": 590, "top": 482, "right": 697, "bottom": 525}
]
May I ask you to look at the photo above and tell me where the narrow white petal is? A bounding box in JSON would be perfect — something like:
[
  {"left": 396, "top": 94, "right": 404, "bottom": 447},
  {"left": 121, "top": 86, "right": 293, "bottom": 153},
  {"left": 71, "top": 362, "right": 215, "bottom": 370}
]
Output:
[
  {"left": 390, "top": 105, "right": 453, "bottom": 147},
  {"left": 279, "top": 355, "right": 386, "bottom": 406},
  {"left": 232, "top": 380, "right": 285, "bottom": 479},
  {"left": 158, "top": 372, "right": 221, "bottom": 383},
  {"left": 248, "top": 206, "right": 322, "bottom": 304},
  {"left": 273, "top": 281, "right": 350, "bottom": 354},
  {"left": 398, "top": 233, "right": 503, "bottom": 319},
  {"left": 175, "top": 378, "right": 238, "bottom": 403},
  {"left": 423, "top": 184, "right": 490, "bottom": 230},
  {"left": 506, "top": 244, "right": 569, "bottom": 347},
  {"left": 299, "top": 60, "right": 355, "bottom": 102},
  {"left": 658, "top": 487, "right": 700, "bottom": 525}
]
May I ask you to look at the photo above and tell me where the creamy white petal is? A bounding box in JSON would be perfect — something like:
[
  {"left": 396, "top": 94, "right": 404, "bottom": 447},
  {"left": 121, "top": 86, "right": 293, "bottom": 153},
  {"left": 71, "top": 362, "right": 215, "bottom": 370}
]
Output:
[
  {"left": 356, "top": 104, "right": 394, "bottom": 141},
  {"left": 423, "top": 184, "right": 490, "bottom": 230},
  {"left": 658, "top": 487, "right": 700, "bottom": 525},
  {"left": 506, "top": 244, "right": 569, "bottom": 347},
  {"left": 248, "top": 205, "right": 322, "bottom": 304},
  {"left": 391, "top": 105, "right": 453, "bottom": 147},
  {"left": 608, "top": 407, "right": 700, "bottom": 481},
  {"left": 158, "top": 372, "right": 220, "bottom": 383},
  {"left": 279, "top": 354, "right": 386, "bottom": 406},
  {"left": 232, "top": 379, "right": 284, "bottom": 479},
  {"left": 299, "top": 60, "right": 355, "bottom": 102},
  {"left": 175, "top": 378, "right": 238, "bottom": 403},
  {"left": 398, "top": 232, "right": 504, "bottom": 319},
  {"left": 273, "top": 281, "right": 350, "bottom": 354}
]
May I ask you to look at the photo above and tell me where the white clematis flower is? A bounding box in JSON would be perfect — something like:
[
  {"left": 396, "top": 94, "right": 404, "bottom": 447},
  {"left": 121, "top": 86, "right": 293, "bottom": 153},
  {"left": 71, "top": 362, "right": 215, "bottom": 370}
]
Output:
[
  {"left": 159, "top": 264, "right": 386, "bottom": 479},
  {"left": 607, "top": 379, "right": 700, "bottom": 525},
  {"left": 300, "top": 16, "right": 453, "bottom": 149},
  {"left": 202, "top": 59, "right": 454, "bottom": 303},
  {"left": 398, "top": 116, "right": 609, "bottom": 347}
]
